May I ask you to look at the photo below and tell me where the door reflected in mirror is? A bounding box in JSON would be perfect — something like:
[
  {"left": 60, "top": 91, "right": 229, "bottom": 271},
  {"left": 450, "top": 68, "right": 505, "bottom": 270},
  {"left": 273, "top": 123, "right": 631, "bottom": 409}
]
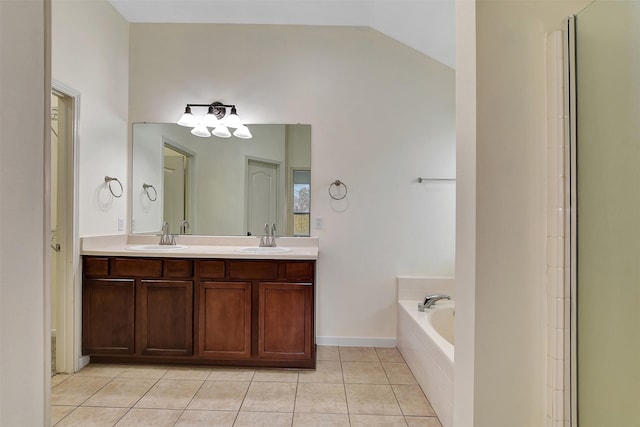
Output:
[{"left": 132, "top": 123, "right": 311, "bottom": 237}]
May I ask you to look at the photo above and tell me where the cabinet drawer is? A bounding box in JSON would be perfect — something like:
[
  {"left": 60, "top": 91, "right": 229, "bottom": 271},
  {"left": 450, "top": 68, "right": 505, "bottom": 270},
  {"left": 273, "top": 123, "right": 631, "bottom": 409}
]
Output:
[
  {"left": 199, "top": 260, "right": 225, "bottom": 278},
  {"left": 111, "top": 258, "right": 163, "bottom": 277},
  {"left": 285, "top": 262, "right": 314, "bottom": 282},
  {"left": 164, "top": 259, "right": 194, "bottom": 278},
  {"left": 83, "top": 257, "right": 109, "bottom": 277},
  {"left": 229, "top": 261, "right": 278, "bottom": 280}
]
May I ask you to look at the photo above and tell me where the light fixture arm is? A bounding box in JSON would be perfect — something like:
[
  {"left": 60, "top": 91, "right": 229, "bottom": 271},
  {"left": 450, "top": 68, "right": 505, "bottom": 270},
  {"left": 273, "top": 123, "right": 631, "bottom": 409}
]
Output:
[{"left": 185, "top": 101, "right": 235, "bottom": 121}]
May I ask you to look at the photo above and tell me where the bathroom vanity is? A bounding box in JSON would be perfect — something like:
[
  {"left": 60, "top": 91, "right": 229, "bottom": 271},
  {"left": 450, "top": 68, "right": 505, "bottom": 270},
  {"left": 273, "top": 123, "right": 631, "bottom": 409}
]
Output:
[{"left": 81, "top": 236, "right": 318, "bottom": 369}]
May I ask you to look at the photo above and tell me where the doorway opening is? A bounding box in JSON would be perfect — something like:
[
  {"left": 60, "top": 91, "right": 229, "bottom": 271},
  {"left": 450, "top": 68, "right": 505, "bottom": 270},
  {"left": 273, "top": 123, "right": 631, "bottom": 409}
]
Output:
[
  {"left": 50, "top": 82, "right": 79, "bottom": 374},
  {"left": 163, "top": 144, "right": 192, "bottom": 235}
]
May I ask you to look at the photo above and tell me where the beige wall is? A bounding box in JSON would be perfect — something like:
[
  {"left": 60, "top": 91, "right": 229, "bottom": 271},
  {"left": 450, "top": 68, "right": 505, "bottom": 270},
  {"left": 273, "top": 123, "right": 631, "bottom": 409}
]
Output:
[
  {"left": 576, "top": 2, "right": 640, "bottom": 425},
  {"left": 129, "top": 23, "right": 457, "bottom": 342},
  {"left": 52, "top": 0, "right": 129, "bottom": 237},
  {"left": 455, "top": 1, "right": 588, "bottom": 425},
  {"left": 0, "top": 0, "right": 49, "bottom": 425}
]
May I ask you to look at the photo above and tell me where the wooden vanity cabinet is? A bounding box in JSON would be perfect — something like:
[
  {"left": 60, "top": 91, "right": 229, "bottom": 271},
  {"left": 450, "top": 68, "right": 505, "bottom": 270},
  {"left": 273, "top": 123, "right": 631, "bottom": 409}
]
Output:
[
  {"left": 138, "top": 279, "right": 193, "bottom": 357},
  {"left": 198, "top": 281, "right": 252, "bottom": 359},
  {"left": 82, "top": 256, "right": 315, "bottom": 368},
  {"left": 258, "top": 282, "right": 313, "bottom": 360},
  {"left": 82, "top": 277, "right": 135, "bottom": 355}
]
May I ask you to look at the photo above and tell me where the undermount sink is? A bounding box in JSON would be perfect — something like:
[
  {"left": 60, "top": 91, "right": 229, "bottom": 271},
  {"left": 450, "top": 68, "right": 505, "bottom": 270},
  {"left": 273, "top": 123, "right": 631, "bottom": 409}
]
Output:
[
  {"left": 126, "top": 244, "right": 189, "bottom": 251},
  {"left": 236, "top": 246, "right": 292, "bottom": 253}
]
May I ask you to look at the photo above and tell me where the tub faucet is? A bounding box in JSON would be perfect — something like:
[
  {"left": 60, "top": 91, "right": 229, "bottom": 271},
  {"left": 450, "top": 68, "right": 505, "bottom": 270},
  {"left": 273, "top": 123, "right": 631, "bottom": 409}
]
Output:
[
  {"left": 159, "top": 221, "right": 176, "bottom": 245},
  {"left": 418, "top": 294, "right": 451, "bottom": 311}
]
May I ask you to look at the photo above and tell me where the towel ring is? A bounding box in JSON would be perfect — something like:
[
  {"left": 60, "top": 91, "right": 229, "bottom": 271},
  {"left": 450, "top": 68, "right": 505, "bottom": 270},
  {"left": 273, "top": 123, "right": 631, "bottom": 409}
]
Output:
[
  {"left": 329, "top": 179, "right": 348, "bottom": 200},
  {"left": 104, "top": 176, "right": 123, "bottom": 198},
  {"left": 143, "top": 183, "right": 158, "bottom": 202}
]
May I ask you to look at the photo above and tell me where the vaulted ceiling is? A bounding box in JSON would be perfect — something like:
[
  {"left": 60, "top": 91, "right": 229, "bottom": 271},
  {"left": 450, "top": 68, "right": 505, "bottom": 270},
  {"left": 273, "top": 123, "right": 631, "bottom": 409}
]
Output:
[{"left": 108, "top": 0, "right": 456, "bottom": 68}]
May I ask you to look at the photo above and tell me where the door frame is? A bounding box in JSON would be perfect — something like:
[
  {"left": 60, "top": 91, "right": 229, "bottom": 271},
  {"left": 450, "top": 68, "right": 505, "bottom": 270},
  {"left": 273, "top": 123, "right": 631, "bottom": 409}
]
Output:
[{"left": 51, "top": 81, "right": 82, "bottom": 373}]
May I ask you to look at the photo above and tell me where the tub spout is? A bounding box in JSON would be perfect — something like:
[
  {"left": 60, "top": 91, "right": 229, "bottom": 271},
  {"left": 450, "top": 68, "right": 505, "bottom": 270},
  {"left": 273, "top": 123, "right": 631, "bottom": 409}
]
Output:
[{"left": 418, "top": 294, "right": 451, "bottom": 311}]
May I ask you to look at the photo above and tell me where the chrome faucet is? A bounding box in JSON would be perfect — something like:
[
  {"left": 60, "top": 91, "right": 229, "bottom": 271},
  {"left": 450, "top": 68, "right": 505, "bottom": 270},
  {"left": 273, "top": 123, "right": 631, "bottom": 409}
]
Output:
[
  {"left": 180, "top": 220, "right": 190, "bottom": 235},
  {"left": 159, "top": 221, "right": 176, "bottom": 245},
  {"left": 418, "top": 294, "right": 451, "bottom": 311},
  {"left": 259, "top": 223, "right": 277, "bottom": 247}
]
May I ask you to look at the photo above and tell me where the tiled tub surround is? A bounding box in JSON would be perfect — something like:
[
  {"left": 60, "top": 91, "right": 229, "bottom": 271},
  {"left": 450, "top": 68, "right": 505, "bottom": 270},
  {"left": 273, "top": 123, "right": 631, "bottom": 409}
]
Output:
[
  {"left": 396, "top": 277, "right": 455, "bottom": 427},
  {"left": 51, "top": 346, "right": 443, "bottom": 427}
]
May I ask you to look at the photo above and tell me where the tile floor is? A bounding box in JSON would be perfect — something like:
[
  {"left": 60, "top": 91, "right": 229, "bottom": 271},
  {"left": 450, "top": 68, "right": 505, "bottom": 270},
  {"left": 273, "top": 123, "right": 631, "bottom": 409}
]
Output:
[{"left": 51, "top": 346, "right": 442, "bottom": 427}]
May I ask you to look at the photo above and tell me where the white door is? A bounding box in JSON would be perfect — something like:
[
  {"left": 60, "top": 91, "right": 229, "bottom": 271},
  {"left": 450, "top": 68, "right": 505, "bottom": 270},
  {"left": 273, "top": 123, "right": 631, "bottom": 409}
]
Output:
[
  {"left": 163, "top": 154, "right": 186, "bottom": 234},
  {"left": 247, "top": 160, "right": 278, "bottom": 236}
]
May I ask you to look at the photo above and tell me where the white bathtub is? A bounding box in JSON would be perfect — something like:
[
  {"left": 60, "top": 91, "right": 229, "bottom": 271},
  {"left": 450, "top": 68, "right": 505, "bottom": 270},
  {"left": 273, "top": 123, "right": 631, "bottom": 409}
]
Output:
[{"left": 397, "top": 299, "right": 454, "bottom": 427}]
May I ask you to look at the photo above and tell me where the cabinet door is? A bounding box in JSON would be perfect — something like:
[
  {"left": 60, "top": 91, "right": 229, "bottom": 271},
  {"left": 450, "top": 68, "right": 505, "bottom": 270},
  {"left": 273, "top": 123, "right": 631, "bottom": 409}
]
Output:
[
  {"left": 258, "top": 282, "right": 313, "bottom": 360},
  {"left": 138, "top": 280, "right": 193, "bottom": 356},
  {"left": 83, "top": 278, "right": 135, "bottom": 355},
  {"left": 199, "top": 282, "right": 251, "bottom": 359}
]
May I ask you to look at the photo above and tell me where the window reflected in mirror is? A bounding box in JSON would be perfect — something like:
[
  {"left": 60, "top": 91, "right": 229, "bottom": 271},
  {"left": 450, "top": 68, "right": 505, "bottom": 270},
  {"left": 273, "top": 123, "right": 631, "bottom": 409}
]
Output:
[{"left": 292, "top": 169, "right": 310, "bottom": 236}]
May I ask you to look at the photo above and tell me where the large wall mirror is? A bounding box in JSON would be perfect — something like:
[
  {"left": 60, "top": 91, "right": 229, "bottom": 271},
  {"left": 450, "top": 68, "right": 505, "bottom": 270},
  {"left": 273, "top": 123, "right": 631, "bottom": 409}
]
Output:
[{"left": 131, "top": 123, "right": 311, "bottom": 237}]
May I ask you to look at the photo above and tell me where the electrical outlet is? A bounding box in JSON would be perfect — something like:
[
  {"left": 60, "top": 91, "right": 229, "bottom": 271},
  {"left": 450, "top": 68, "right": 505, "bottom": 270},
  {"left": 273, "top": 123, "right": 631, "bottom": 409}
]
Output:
[
  {"left": 314, "top": 216, "right": 323, "bottom": 229},
  {"left": 117, "top": 218, "right": 124, "bottom": 232}
]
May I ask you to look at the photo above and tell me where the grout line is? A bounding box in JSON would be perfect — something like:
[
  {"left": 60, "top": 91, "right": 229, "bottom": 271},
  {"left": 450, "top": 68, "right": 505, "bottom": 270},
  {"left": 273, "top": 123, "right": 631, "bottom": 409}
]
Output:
[{"left": 53, "top": 348, "right": 445, "bottom": 427}]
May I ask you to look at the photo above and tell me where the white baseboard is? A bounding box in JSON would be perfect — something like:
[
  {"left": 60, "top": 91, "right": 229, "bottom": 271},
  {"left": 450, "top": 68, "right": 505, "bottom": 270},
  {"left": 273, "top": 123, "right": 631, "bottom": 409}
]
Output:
[
  {"left": 317, "top": 336, "right": 397, "bottom": 348},
  {"left": 78, "top": 355, "right": 90, "bottom": 371}
]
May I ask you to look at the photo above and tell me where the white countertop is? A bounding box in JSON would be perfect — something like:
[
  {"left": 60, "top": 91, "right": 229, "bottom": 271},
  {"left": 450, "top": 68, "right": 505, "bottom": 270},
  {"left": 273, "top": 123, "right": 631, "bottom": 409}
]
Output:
[{"left": 81, "top": 235, "right": 319, "bottom": 260}]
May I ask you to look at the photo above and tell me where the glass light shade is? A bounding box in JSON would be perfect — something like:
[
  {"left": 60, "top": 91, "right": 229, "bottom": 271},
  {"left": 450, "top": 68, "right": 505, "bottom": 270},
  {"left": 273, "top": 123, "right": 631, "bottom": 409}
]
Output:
[
  {"left": 190, "top": 123, "right": 211, "bottom": 138},
  {"left": 203, "top": 106, "right": 220, "bottom": 127},
  {"left": 177, "top": 106, "right": 197, "bottom": 127},
  {"left": 212, "top": 125, "right": 231, "bottom": 138},
  {"left": 233, "top": 125, "right": 252, "bottom": 139},
  {"left": 222, "top": 106, "right": 243, "bottom": 128}
]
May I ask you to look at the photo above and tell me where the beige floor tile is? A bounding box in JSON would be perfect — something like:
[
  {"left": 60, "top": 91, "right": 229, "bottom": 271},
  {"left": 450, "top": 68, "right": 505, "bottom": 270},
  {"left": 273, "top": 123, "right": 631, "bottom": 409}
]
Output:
[
  {"left": 253, "top": 369, "right": 299, "bottom": 382},
  {"left": 292, "top": 412, "right": 350, "bottom": 426},
  {"left": 135, "top": 379, "right": 203, "bottom": 409},
  {"left": 241, "top": 381, "right": 297, "bottom": 412},
  {"left": 73, "top": 364, "right": 127, "bottom": 378},
  {"left": 405, "top": 416, "right": 443, "bottom": 427},
  {"left": 187, "top": 380, "right": 249, "bottom": 411},
  {"left": 114, "top": 408, "right": 181, "bottom": 426},
  {"left": 174, "top": 409, "right": 237, "bottom": 427},
  {"left": 234, "top": 411, "right": 293, "bottom": 427},
  {"left": 82, "top": 378, "right": 157, "bottom": 407},
  {"left": 51, "top": 374, "right": 71, "bottom": 387},
  {"left": 339, "top": 346, "right": 379, "bottom": 362},
  {"left": 207, "top": 367, "right": 255, "bottom": 381},
  {"left": 350, "top": 414, "right": 408, "bottom": 426},
  {"left": 295, "top": 383, "right": 348, "bottom": 414},
  {"left": 317, "top": 346, "right": 340, "bottom": 362},
  {"left": 162, "top": 366, "right": 212, "bottom": 380},
  {"left": 51, "top": 376, "right": 112, "bottom": 406},
  {"left": 345, "top": 384, "right": 402, "bottom": 416},
  {"left": 342, "top": 361, "right": 389, "bottom": 384},
  {"left": 392, "top": 385, "right": 436, "bottom": 416},
  {"left": 383, "top": 363, "right": 418, "bottom": 385},
  {"left": 299, "top": 360, "right": 343, "bottom": 384},
  {"left": 116, "top": 365, "right": 168, "bottom": 379},
  {"left": 54, "top": 406, "right": 128, "bottom": 427},
  {"left": 376, "top": 348, "right": 405, "bottom": 363},
  {"left": 50, "top": 405, "right": 76, "bottom": 425}
]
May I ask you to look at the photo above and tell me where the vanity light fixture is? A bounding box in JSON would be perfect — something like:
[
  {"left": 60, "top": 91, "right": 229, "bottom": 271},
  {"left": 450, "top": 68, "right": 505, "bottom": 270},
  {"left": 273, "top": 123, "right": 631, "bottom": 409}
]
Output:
[{"left": 177, "top": 101, "right": 252, "bottom": 139}]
